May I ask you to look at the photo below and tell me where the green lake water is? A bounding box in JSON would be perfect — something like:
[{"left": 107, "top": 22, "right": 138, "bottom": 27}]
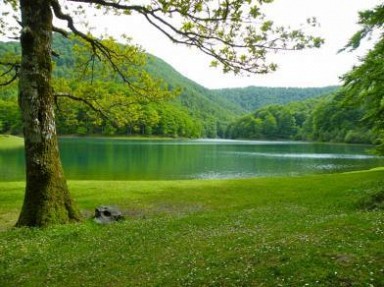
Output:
[{"left": 1, "top": 138, "right": 384, "bottom": 181}]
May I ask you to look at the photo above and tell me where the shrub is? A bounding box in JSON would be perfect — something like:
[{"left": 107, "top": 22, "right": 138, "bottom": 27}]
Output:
[{"left": 357, "top": 181, "right": 384, "bottom": 211}]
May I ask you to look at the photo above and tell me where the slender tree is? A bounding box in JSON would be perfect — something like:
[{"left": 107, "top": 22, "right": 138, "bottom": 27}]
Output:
[{"left": 0, "top": 0, "right": 323, "bottom": 227}]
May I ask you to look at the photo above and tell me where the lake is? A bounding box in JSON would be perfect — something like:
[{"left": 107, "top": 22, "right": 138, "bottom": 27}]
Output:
[{"left": 1, "top": 138, "right": 384, "bottom": 181}]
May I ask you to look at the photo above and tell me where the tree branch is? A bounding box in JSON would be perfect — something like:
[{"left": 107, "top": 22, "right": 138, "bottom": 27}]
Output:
[
  {"left": 50, "top": 0, "right": 136, "bottom": 85},
  {"left": 50, "top": 0, "right": 322, "bottom": 76},
  {"left": 61, "top": 0, "right": 316, "bottom": 74},
  {"left": 0, "top": 61, "right": 20, "bottom": 86},
  {"left": 0, "top": 73, "right": 18, "bottom": 86},
  {"left": 54, "top": 92, "right": 110, "bottom": 121},
  {"left": 52, "top": 25, "right": 69, "bottom": 38},
  {"left": 54, "top": 92, "right": 144, "bottom": 128},
  {"left": 68, "top": 0, "right": 228, "bottom": 22},
  {"left": 51, "top": 0, "right": 160, "bottom": 96}
]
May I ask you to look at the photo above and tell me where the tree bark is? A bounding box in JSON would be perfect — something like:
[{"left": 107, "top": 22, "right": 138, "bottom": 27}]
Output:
[{"left": 16, "top": 0, "right": 81, "bottom": 227}]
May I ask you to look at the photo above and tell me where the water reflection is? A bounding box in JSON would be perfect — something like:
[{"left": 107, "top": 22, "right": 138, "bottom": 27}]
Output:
[
  {"left": 0, "top": 146, "right": 25, "bottom": 181},
  {"left": 234, "top": 152, "right": 378, "bottom": 159},
  {"left": 1, "top": 138, "right": 383, "bottom": 181}
]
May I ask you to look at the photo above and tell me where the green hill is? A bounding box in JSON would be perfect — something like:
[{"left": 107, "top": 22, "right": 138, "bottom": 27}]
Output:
[
  {"left": 144, "top": 54, "right": 338, "bottom": 115},
  {"left": 1, "top": 35, "right": 337, "bottom": 138},
  {"left": 145, "top": 55, "right": 241, "bottom": 137},
  {"left": 212, "top": 86, "right": 338, "bottom": 112}
]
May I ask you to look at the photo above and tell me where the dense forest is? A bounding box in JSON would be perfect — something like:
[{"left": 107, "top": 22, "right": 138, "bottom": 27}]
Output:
[
  {"left": 212, "top": 86, "right": 337, "bottom": 112},
  {"left": 226, "top": 90, "right": 377, "bottom": 144},
  {"left": 1, "top": 34, "right": 375, "bottom": 145}
]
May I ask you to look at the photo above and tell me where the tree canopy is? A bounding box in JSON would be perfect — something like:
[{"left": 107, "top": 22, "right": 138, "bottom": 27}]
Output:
[
  {"left": 1, "top": 0, "right": 323, "bottom": 78},
  {"left": 341, "top": 3, "right": 384, "bottom": 154}
]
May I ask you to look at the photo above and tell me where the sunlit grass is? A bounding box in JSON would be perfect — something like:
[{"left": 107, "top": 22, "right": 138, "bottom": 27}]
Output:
[
  {"left": 0, "top": 169, "right": 383, "bottom": 286},
  {"left": 0, "top": 135, "right": 23, "bottom": 149}
]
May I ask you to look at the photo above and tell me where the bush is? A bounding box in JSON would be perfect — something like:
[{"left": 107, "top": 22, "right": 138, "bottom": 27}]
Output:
[
  {"left": 344, "top": 130, "right": 372, "bottom": 144},
  {"left": 357, "top": 181, "right": 384, "bottom": 211}
]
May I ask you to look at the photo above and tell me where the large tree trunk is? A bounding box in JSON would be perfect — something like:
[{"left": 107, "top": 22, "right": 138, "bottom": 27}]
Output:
[{"left": 16, "top": 0, "right": 81, "bottom": 227}]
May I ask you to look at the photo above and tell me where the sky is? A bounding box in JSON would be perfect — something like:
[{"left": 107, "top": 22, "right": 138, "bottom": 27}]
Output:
[{"left": 94, "top": 0, "right": 381, "bottom": 89}]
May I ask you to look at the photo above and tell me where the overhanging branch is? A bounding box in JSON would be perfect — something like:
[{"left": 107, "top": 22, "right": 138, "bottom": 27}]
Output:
[
  {"left": 49, "top": 0, "right": 322, "bottom": 75},
  {"left": 0, "top": 61, "right": 20, "bottom": 86},
  {"left": 50, "top": 0, "right": 138, "bottom": 87},
  {"left": 54, "top": 92, "right": 145, "bottom": 128},
  {"left": 60, "top": 0, "right": 316, "bottom": 74},
  {"left": 52, "top": 25, "right": 69, "bottom": 38},
  {"left": 54, "top": 92, "right": 111, "bottom": 121}
]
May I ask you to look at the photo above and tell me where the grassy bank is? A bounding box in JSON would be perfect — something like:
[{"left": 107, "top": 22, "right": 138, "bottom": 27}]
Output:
[
  {"left": 1, "top": 170, "right": 383, "bottom": 286},
  {"left": 0, "top": 135, "right": 23, "bottom": 149}
]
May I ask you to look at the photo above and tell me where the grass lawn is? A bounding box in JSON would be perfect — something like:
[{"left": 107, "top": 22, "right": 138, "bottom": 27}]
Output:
[
  {"left": 0, "top": 169, "right": 383, "bottom": 286},
  {"left": 0, "top": 135, "right": 23, "bottom": 149}
]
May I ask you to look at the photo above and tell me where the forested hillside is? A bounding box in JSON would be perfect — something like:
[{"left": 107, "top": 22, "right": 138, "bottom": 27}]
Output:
[
  {"left": 226, "top": 89, "right": 378, "bottom": 144},
  {"left": 0, "top": 34, "right": 349, "bottom": 140},
  {"left": 213, "top": 86, "right": 337, "bottom": 112},
  {"left": 145, "top": 55, "right": 241, "bottom": 137}
]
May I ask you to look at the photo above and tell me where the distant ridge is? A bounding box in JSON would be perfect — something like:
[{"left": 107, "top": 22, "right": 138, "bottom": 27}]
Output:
[
  {"left": 211, "top": 85, "right": 339, "bottom": 113},
  {"left": 145, "top": 53, "right": 338, "bottom": 114}
]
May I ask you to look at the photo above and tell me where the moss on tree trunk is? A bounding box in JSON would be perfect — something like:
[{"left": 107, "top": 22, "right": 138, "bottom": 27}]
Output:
[{"left": 16, "top": 0, "right": 81, "bottom": 227}]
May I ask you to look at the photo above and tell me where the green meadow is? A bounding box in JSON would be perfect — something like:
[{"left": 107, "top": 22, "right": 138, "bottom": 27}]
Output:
[
  {"left": 0, "top": 135, "right": 24, "bottom": 149},
  {"left": 1, "top": 168, "right": 384, "bottom": 286},
  {"left": 1, "top": 136, "right": 383, "bottom": 286}
]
